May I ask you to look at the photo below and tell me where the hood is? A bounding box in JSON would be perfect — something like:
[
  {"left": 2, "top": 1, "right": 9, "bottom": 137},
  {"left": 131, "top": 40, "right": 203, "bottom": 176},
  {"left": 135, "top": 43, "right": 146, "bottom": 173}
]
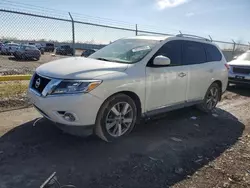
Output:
[
  {"left": 36, "top": 57, "right": 129, "bottom": 79},
  {"left": 228, "top": 60, "right": 250, "bottom": 66}
]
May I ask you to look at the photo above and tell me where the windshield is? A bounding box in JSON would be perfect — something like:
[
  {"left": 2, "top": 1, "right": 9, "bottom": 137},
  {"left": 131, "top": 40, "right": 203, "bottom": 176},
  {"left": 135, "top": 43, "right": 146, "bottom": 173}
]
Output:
[
  {"left": 236, "top": 51, "right": 250, "bottom": 61},
  {"left": 89, "top": 39, "right": 159, "bottom": 63}
]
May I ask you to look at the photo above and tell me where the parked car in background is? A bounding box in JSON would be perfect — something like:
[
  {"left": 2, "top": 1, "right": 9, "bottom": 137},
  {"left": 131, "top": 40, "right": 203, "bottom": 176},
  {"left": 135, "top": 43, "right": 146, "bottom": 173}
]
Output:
[
  {"left": 0, "top": 42, "right": 3, "bottom": 51},
  {"left": 28, "top": 42, "right": 44, "bottom": 55},
  {"left": 56, "top": 45, "right": 73, "bottom": 55},
  {"left": 1, "top": 43, "right": 19, "bottom": 55},
  {"left": 28, "top": 35, "right": 228, "bottom": 142},
  {"left": 228, "top": 50, "right": 250, "bottom": 85},
  {"left": 13, "top": 45, "right": 41, "bottom": 60},
  {"left": 44, "top": 43, "right": 55, "bottom": 52},
  {"left": 81, "top": 49, "right": 97, "bottom": 57}
]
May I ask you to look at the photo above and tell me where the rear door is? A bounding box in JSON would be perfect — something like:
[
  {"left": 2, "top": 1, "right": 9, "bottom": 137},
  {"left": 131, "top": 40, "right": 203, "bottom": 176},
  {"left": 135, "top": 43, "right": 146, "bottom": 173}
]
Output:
[
  {"left": 24, "top": 46, "right": 33, "bottom": 57},
  {"left": 183, "top": 41, "right": 212, "bottom": 101}
]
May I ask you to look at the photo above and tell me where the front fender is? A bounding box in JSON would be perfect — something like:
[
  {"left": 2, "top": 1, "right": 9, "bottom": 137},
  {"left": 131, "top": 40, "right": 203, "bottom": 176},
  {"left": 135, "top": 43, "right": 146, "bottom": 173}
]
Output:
[{"left": 90, "top": 72, "right": 146, "bottom": 113}]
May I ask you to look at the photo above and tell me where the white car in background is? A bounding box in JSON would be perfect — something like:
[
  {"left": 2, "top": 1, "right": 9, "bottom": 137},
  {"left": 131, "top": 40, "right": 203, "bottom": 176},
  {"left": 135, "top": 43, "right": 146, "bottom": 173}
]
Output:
[
  {"left": 1, "top": 43, "right": 20, "bottom": 55},
  {"left": 28, "top": 34, "right": 228, "bottom": 142},
  {"left": 228, "top": 50, "right": 250, "bottom": 85}
]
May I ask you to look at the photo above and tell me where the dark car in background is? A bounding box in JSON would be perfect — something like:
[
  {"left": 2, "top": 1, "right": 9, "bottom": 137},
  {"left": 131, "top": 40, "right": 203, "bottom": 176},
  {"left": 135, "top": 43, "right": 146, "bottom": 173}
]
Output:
[
  {"left": 28, "top": 42, "right": 44, "bottom": 54},
  {"left": 44, "top": 43, "right": 55, "bottom": 52},
  {"left": 81, "top": 49, "right": 97, "bottom": 57},
  {"left": 1, "top": 43, "right": 20, "bottom": 55},
  {"left": 13, "top": 45, "right": 41, "bottom": 60},
  {"left": 56, "top": 45, "right": 73, "bottom": 55},
  {"left": 0, "top": 42, "right": 3, "bottom": 51}
]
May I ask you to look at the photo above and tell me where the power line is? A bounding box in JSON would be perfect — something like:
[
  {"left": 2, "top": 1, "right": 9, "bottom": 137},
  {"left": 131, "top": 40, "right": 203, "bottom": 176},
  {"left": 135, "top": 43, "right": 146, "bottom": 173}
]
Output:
[
  {"left": 1, "top": 0, "right": 67, "bottom": 14},
  {"left": 0, "top": 0, "right": 247, "bottom": 43},
  {"left": 1, "top": 0, "right": 135, "bottom": 26}
]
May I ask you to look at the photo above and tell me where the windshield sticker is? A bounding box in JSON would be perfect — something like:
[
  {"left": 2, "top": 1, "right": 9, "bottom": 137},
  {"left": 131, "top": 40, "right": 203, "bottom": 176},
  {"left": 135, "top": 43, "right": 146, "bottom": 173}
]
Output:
[{"left": 132, "top": 46, "right": 151, "bottom": 52}]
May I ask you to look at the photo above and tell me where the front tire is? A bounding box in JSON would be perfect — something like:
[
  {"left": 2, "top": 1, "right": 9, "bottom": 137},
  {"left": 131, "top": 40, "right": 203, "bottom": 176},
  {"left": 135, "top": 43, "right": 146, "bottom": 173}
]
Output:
[
  {"left": 95, "top": 94, "right": 137, "bottom": 142},
  {"left": 197, "top": 83, "right": 221, "bottom": 113}
]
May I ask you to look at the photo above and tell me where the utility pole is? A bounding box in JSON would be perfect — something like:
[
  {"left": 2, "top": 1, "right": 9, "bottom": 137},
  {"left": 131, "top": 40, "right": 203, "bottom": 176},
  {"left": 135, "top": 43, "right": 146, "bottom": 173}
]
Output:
[{"left": 68, "top": 12, "right": 75, "bottom": 56}]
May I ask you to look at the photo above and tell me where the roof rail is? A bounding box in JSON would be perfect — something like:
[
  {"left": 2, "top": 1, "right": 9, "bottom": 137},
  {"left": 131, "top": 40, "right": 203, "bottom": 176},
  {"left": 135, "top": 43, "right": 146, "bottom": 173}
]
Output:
[{"left": 176, "top": 34, "right": 211, "bottom": 41}]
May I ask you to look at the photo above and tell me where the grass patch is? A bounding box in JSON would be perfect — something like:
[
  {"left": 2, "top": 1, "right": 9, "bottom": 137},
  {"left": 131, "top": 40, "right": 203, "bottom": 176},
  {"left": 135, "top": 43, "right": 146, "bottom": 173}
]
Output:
[{"left": 0, "top": 80, "right": 29, "bottom": 98}]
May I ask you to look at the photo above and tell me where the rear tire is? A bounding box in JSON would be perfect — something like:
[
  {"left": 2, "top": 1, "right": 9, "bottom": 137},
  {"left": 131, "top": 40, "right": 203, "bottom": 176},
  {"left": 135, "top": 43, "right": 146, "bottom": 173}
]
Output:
[
  {"left": 95, "top": 94, "right": 137, "bottom": 142},
  {"left": 197, "top": 83, "right": 221, "bottom": 113}
]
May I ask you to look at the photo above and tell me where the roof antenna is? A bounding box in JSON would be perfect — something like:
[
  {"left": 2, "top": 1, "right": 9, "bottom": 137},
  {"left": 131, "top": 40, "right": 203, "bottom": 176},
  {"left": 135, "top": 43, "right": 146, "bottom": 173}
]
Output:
[{"left": 208, "top": 35, "right": 213, "bottom": 42}]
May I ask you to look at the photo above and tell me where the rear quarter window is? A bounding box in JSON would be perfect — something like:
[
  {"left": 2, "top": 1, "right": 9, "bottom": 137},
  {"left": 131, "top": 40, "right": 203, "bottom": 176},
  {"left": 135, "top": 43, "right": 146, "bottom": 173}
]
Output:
[{"left": 204, "top": 43, "right": 222, "bottom": 62}]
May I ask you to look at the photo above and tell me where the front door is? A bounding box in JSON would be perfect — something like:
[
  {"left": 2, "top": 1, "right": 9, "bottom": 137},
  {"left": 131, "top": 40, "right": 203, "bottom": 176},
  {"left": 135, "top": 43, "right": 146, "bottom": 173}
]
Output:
[{"left": 145, "top": 40, "right": 188, "bottom": 112}]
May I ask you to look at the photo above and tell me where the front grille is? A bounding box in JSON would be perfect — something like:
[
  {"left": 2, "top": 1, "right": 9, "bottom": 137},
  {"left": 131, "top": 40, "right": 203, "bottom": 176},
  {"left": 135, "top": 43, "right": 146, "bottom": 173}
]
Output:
[
  {"left": 229, "top": 77, "right": 250, "bottom": 84},
  {"left": 31, "top": 73, "right": 51, "bottom": 93},
  {"left": 233, "top": 67, "right": 250, "bottom": 74}
]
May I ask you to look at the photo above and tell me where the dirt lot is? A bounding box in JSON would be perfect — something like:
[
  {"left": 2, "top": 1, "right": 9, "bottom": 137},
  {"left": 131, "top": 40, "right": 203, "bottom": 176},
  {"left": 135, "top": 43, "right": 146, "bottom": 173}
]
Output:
[
  {"left": 0, "top": 53, "right": 65, "bottom": 75},
  {"left": 0, "top": 86, "right": 250, "bottom": 188},
  {"left": 0, "top": 49, "right": 83, "bottom": 75},
  {"left": 0, "top": 51, "right": 83, "bottom": 112}
]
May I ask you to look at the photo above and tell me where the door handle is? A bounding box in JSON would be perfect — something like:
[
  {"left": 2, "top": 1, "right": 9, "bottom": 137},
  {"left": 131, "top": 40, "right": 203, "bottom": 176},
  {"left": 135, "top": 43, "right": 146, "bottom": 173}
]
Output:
[
  {"left": 208, "top": 69, "right": 214, "bottom": 73},
  {"left": 178, "top": 72, "right": 186, "bottom": 77}
]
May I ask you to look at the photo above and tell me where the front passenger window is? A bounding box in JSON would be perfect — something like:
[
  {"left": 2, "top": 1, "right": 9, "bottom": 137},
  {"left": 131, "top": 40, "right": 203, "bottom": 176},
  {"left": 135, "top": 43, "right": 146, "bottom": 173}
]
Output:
[{"left": 149, "top": 40, "right": 182, "bottom": 66}]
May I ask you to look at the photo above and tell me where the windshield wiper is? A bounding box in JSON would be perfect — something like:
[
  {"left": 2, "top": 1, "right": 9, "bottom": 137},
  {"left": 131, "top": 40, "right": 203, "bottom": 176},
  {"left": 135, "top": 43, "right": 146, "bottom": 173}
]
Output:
[
  {"left": 95, "top": 57, "right": 130, "bottom": 64},
  {"left": 95, "top": 57, "right": 113, "bottom": 62}
]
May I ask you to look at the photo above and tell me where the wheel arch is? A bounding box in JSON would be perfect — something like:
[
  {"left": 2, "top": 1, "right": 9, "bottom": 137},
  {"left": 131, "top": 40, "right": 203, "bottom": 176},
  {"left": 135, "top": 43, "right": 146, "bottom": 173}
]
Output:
[{"left": 95, "top": 91, "right": 142, "bottom": 125}]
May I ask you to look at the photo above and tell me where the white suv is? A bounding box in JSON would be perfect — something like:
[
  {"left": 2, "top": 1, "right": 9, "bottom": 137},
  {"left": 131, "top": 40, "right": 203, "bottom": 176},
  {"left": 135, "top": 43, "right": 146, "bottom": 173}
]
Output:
[{"left": 28, "top": 35, "right": 228, "bottom": 141}]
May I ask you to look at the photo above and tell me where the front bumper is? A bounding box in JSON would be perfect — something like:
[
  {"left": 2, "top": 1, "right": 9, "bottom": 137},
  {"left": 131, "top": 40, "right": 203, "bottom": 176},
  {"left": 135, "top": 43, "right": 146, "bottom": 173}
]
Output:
[
  {"left": 28, "top": 88, "right": 104, "bottom": 126},
  {"left": 228, "top": 71, "right": 250, "bottom": 84}
]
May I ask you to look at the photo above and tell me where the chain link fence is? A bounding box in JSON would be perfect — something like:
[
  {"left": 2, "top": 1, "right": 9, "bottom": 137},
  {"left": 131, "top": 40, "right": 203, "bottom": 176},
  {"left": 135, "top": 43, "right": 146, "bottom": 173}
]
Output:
[
  {"left": 0, "top": 8, "right": 249, "bottom": 64},
  {"left": 0, "top": 5, "right": 249, "bottom": 111}
]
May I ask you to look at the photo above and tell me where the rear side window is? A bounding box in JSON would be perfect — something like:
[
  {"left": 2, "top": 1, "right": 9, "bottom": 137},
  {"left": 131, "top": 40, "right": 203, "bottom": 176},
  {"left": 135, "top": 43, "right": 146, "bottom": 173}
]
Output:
[
  {"left": 204, "top": 43, "right": 222, "bottom": 62},
  {"left": 148, "top": 40, "right": 182, "bottom": 66},
  {"left": 25, "top": 46, "right": 32, "bottom": 50},
  {"left": 25, "top": 46, "right": 36, "bottom": 50},
  {"left": 183, "top": 41, "right": 206, "bottom": 65},
  {"left": 46, "top": 43, "right": 54, "bottom": 47}
]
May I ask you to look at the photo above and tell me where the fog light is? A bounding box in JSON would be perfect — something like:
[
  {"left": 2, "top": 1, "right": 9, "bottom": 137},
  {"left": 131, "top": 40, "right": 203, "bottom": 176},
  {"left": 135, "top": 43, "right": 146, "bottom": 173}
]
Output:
[{"left": 63, "top": 112, "right": 76, "bottom": 122}]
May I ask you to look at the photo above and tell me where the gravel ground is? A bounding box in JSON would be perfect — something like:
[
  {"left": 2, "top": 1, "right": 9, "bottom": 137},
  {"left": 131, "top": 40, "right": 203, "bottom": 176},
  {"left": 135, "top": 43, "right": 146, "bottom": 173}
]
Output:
[
  {"left": 0, "top": 50, "right": 83, "bottom": 76},
  {"left": 0, "top": 86, "right": 249, "bottom": 188},
  {"left": 0, "top": 53, "right": 66, "bottom": 75},
  {"left": 0, "top": 53, "right": 69, "bottom": 112}
]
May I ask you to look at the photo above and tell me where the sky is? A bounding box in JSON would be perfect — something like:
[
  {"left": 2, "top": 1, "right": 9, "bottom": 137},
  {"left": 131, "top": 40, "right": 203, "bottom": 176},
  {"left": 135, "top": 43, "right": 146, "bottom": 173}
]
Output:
[{"left": 0, "top": 0, "right": 250, "bottom": 46}]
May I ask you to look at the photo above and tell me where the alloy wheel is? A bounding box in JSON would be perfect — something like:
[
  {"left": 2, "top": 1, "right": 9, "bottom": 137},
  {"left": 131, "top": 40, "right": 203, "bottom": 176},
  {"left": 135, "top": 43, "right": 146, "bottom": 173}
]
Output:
[
  {"left": 105, "top": 102, "right": 133, "bottom": 137},
  {"left": 206, "top": 87, "right": 219, "bottom": 110}
]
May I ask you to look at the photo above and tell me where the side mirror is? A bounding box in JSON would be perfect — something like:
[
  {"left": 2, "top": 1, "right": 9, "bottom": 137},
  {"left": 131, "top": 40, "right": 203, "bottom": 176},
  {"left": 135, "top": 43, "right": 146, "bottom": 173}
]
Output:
[{"left": 153, "top": 55, "right": 171, "bottom": 66}]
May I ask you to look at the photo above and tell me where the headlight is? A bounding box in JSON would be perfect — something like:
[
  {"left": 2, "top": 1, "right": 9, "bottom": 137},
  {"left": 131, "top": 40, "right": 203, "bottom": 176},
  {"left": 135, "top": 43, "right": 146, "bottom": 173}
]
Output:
[{"left": 51, "top": 80, "right": 102, "bottom": 95}]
